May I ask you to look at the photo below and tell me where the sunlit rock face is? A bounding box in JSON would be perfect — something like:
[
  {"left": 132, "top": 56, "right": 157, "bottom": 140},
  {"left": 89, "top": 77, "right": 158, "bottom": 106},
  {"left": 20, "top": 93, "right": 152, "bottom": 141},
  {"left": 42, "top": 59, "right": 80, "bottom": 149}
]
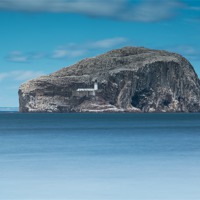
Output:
[{"left": 19, "top": 46, "right": 200, "bottom": 112}]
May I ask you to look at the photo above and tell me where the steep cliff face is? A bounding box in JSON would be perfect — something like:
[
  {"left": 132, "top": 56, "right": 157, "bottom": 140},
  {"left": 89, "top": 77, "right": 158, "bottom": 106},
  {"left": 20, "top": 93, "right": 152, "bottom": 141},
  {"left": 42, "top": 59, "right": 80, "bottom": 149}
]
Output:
[{"left": 19, "top": 47, "right": 200, "bottom": 112}]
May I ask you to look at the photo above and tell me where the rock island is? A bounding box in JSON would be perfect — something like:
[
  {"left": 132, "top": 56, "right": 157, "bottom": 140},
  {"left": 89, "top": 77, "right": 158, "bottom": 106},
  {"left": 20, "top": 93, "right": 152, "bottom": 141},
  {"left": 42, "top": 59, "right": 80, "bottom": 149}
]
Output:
[{"left": 19, "top": 46, "right": 200, "bottom": 112}]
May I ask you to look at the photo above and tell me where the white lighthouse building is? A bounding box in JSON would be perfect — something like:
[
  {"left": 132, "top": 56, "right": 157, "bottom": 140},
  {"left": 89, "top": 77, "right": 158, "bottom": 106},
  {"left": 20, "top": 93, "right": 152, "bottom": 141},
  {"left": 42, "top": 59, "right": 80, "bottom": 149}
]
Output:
[
  {"left": 94, "top": 80, "right": 98, "bottom": 91},
  {"left": 77, "top": 80, "right": 98, "bottom": 96}
]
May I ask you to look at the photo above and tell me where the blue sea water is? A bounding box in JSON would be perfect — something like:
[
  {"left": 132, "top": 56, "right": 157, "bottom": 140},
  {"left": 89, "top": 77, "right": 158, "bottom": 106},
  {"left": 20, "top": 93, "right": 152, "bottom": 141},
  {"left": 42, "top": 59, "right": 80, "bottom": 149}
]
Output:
[{"left": 0, "top": 113, "right": 200, "bottom": 200}]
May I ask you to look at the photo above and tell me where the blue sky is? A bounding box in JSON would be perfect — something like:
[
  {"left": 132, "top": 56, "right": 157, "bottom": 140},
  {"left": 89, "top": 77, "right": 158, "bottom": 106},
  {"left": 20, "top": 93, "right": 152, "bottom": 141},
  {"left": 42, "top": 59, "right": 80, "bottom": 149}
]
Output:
[{"left": 0, "top": 0, "right": 200, "bottom": 107}]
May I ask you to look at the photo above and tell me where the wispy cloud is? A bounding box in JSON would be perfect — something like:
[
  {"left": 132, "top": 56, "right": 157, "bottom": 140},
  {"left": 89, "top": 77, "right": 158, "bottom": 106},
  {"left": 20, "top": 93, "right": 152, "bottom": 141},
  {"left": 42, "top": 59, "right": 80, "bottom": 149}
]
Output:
[
  {"left": 168, "top": 45, "right": 200, "bottom": 61},
  {"left": 90, "top": 37, "right": 127, "bottom": 49},
  {"left": 52, "top": 49, "right": 86, "bottom": 59},
  {"left": 11, "top": 71, "right": 44, "bottom": 81},
  {"left": 6, "top": 51, "right": 46, "bottom": 63},
  {"left": 6, "top": 51, "right": 29, "bottom": 63},
  {"left": 183, "top": 3, "right": 200, "bottom": 23},
  {"left": 52, "top": 37, "right": 128, "bottom": 59},
  {"left": 0, "top": 0, "right": 183, "bottom": 22},
  {"left": 6, "top": 37, "right": 127, "bottom": 62},
  {"left": 189, "top": 7, "right": 200, "bottom": 11},
  {"left": 0, "top": 70, "right": 44, "bottom": 82},
  {"left": 176, "top": 46, "right": 199, "bottom": 56},
  {"left": 0, "top": 73, "right": 8, "bottom": 81},
  {"left": 121, "top": 0, "right": 183, "bottom": 22},
  {"left": 52, "top": 37, "right": 127, "bottom": 59}
]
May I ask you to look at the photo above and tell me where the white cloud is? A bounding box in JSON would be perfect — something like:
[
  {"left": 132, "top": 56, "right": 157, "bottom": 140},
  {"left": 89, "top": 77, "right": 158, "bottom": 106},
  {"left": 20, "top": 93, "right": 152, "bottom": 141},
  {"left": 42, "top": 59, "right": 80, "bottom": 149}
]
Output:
[
  {"left": 6, "top": 51, "right": 46, "bottom": 63},
  {"left": 0, "top": 70, "right": 44, "bottom": 82},
  {"left": 189, "top": 6, "right": 200, "bottom": 11},
  {"left": 0, "top": 0, "right": 183, "bottom": 22},
  {"left": 126, "top": 1, "right": 183, "bottom": 22},
  {"left": 52, "top": 49, "right": 86, "bottom": 59},
  {"left": 180, "top": 46, "right": 199, "bottom": 56},
  {"left": 11, "top": 71, "right": 44, "bottom": 81},
  {"left": 168, "top": 45, "right": 200, "bottom": 61},
  {"left": 6, "top": 51, "right": 28, "bottom": 63},
  {"left": 172, "top": 45, "right": 199, "bottom": 55},
  {"left": 52, "top": 49, "right": 68, "bottom": 59},
  {"left": 0, "top": 0, "right": 127, "bottom": 14},
  {"left": 31, "top": 52, "right": 46, "bottom": 59},
  {"left": 0, "top": 73, "right": 8, "bottom": 81},
  {"left": 6, "top": 37, "right": 127, "bottom": 62},
  {"left": 90, "top": 37, "right": 127, "bottom": 49},
  {"left": 51, "top": 37, "right": 128, "bottom": 59}
]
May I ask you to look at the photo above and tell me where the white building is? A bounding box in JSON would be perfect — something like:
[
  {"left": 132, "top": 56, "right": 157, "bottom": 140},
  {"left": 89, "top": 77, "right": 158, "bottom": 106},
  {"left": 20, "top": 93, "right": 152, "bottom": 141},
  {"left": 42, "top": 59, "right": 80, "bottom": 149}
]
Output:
[{"left": 77, "top": 80, "right": 98, "bottom": 96}]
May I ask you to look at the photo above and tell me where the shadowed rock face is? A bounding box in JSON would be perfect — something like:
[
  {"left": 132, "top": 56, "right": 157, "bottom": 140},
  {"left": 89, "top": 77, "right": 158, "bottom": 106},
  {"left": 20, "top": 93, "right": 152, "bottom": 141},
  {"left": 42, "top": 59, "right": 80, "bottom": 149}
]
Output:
[{"left": 19, "top": 46, "right": 200, "bottom": 112}]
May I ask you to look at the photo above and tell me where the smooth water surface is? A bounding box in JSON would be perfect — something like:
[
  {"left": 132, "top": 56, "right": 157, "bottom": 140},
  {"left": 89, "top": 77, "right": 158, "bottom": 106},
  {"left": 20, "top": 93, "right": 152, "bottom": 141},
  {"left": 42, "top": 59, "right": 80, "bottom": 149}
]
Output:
[{"left": 0, "top": 113, "right": 200, "bottom": 200}]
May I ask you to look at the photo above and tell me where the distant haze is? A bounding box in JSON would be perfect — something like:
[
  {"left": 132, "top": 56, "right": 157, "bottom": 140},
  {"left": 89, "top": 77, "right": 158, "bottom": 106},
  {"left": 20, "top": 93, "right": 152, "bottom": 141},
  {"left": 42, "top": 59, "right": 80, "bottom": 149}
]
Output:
[{"left": 0, "top": 107, "right": 19, "bottom": 111}]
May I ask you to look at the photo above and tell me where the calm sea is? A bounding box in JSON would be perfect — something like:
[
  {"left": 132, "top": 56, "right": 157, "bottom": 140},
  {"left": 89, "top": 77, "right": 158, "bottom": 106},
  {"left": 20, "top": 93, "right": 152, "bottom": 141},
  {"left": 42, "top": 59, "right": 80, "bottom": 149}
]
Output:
[{"left": 0, "top": 113, "right": 200, "bottom": 200}]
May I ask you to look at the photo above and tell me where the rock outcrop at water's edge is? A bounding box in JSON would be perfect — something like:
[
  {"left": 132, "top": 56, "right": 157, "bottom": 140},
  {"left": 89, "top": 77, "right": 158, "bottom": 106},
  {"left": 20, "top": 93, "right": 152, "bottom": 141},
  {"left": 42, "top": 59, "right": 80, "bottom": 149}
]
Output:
[{"left": 19, "top": 46, "right": 200, "bottom": 112}]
